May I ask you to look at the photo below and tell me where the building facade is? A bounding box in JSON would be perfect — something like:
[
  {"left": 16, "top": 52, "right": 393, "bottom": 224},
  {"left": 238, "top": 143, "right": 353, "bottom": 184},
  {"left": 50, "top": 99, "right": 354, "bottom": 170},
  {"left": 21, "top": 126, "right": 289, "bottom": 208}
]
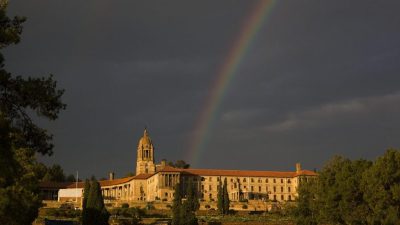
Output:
[{"left": 49, "top": 128, "right": 317, "bottom": 204}]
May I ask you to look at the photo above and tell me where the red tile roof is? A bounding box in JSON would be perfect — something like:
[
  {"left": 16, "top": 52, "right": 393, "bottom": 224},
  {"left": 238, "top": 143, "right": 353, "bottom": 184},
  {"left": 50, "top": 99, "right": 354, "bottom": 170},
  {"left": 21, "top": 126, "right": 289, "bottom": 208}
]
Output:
[
  {"left": 133, "top": 173, "right": 153, "bottom": 179},
  {"left": 39, "top": 168, "right": 317, "bottom": 190},
  {"left": 39, "top": 173, "right": 153, "bottom": 190},
  {"left": 158, "top": 166, "right": 317, "bottom": 178},
  {"left": 39, "top": 181, "right": 74, "bottom": 189}
]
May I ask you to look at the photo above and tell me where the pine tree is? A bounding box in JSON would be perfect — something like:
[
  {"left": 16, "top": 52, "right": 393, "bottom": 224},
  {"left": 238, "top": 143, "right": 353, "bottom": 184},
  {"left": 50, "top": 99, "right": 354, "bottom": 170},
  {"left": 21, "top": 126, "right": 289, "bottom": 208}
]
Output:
[
  {"left": 182, "top": 180, "right": 199, "bottom": 225},
  {"left": 82, "top": 180, "right": 109, "bottom": 225},
  {"left": 0, "top": 3, "right": 65, "bottom": 224},
  {"left": 172, "top": 180, "right": 199, "bottom": 225},
  {"left": 185, "top": 179, "right": 200, "bottom": 212},
  {"left": 81, "top": 179, "right": 91, "bottom": 224},
  {"left": 223, "top": 178, "right": 230, "bottom": 215},
  {"left": 172, "top": 183, "right": 182, "bottom": 225},
  {"left": 217, "top": 178, "right": 223, "bottom": 214}
]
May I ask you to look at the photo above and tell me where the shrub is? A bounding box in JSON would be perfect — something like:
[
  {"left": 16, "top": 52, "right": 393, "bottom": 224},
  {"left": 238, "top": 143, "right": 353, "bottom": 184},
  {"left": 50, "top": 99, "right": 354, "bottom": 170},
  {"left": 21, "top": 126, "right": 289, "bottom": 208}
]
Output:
[
  {"left": 166, "top": 204, "right": 172, "bottom": 208},
  {"left": 44, "top": 208, "right": 81, "bottom": 218},
  {"left": 146, "top": 203, "right": 155, "bottom": 210},
  {"left": 121, "top": 203, "right": 129, "bottom": 209}
]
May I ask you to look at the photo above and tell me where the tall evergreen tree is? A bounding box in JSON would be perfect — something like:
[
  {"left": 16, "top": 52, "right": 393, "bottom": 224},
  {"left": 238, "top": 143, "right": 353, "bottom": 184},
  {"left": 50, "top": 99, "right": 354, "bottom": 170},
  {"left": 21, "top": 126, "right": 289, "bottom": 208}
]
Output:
[
  {"left": 172, "top": 183, "right": 182, "bottom": 225},
  {"left": 172, "top": 180, "right": 199, "bottom": 225},
  {"left": 182, "top": 179, "right": 199, "bottom": 225},
  {"left": 223, "top": 178, "right": 230, "bottom": 214},
  {"left": 217, "top": 178, "right": 224, "bottom": 214},
  {"left": 81, "top": 179, "right": 91, "bottom": 225},
  {"left": 217, "top": 178, "right": 230, "bottom": 215},
  {"left": 82, "top": 180, "right": 109, "bottom": 225},
  {"left": 185, "top": 179, "right": 200, "bottom": 212}
]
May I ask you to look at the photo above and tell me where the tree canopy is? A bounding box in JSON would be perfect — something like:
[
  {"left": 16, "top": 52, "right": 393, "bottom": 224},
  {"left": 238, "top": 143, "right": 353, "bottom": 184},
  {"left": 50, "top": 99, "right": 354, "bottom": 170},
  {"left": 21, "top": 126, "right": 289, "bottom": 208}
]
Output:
[
  {"left": 172, "top": 180, "right": 198, "bottom": 225},
  {"left": 293, "top": 149, "right": 400, "bottom": 225},
  {"left": 168, "top": 160, "right": 190, "bottom": 169},
  {"left": 0, "top": 2, "right": 66, "bottom": 224},
  {"left": 217, "top": 177, "right": 230, "bottom": 215},
  {"left": 82, "top": 179, "right": 109, "bottom": 225}
]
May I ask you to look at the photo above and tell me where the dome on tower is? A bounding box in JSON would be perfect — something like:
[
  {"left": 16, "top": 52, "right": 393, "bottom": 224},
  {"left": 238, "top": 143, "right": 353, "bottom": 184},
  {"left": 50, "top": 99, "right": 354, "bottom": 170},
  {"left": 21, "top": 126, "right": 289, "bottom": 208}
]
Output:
[{"left": 138, "top": 128, "right": 152, "bottom": 148}]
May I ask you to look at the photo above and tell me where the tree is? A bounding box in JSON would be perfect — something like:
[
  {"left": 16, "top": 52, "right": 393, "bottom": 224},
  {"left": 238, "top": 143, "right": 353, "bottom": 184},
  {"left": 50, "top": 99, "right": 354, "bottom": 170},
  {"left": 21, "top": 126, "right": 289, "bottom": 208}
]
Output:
[
  {"left": 82, "top": 179, "right": 109, "bottom": 225},
  {"left": 42, "top": 164, "right": 66, "bottom": 182},
  {"left": 184, "top": 179, "right": 200, "bottom": 212},
  {"left": 217, "top": 179, "right": 224, "bottom": 214},
  {"left": 362, "top": 149, "right": 400, "bottom": 224},
  {"left": 217, "top": 178, "right": 230, "bottom": 215},
  {"left": 223, "top": 178, "right": 230, "bottom": 214},
  {"left": 81, "top": 179, "right": 91, "bottom": 225},
  {"left": 182, "top": 180, "right": 199, "bottom": 225},
  {"left": 172, "top": 181, "right": 198, "bottom": 225},
  {"left": 172, "top": 183, "right": 183, "bottom": 225},
  {"left": 293, "top": 155, "right": 372, "bottom": 225},
  {"left": 65, "top": 174, "right": 76, "bottom": 182},
  {"left": 292, "top": 180, "right": 318, "bottom": 225},
  {"left": 168, "top": 160, "right": 190, "bottom": 169},
  {"left": 0, "top": 2, "right": 65, "bottom": 224}
]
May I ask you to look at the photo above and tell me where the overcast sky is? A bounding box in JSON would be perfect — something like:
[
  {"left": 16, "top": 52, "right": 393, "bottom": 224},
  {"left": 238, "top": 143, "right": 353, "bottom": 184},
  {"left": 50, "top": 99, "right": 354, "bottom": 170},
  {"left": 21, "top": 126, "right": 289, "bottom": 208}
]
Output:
[{"left": 4, "top": 0, "right": 400, "bottom": 179}]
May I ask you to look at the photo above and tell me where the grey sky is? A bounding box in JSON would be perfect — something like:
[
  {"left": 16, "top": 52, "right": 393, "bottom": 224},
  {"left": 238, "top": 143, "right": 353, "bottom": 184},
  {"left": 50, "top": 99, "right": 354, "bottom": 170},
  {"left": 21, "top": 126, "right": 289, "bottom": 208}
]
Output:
[{"left": 4, "top": 0, "right": 400, "bottom": 179}]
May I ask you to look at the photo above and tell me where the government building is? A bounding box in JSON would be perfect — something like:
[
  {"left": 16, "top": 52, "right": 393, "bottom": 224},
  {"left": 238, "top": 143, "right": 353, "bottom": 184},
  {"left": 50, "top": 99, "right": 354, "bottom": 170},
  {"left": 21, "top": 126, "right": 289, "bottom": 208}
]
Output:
[{"left": 40, "top": 128, "right": 317, "bottom": 206}]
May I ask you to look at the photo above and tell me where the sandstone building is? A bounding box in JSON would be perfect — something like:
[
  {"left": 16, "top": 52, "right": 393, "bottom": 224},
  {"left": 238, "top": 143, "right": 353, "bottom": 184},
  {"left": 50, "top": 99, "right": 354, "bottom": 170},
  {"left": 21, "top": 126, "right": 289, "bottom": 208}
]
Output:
[{"left": 41, "top": 128, "right": 317, "bottom": 205}]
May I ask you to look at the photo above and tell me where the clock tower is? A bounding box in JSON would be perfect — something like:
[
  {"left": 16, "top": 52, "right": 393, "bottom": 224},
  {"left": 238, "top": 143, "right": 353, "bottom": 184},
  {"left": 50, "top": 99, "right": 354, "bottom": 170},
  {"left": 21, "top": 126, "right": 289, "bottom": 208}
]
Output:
[{"left": 136, "top": 128, "right": 156, "bottom": 175}]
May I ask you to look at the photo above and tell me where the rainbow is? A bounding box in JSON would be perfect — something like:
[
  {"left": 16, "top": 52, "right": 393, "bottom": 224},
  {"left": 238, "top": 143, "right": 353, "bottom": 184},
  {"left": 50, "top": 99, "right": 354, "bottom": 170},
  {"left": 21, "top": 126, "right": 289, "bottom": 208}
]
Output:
[{"left": 186, "top": 0, "right": 277, "bottom": 167}]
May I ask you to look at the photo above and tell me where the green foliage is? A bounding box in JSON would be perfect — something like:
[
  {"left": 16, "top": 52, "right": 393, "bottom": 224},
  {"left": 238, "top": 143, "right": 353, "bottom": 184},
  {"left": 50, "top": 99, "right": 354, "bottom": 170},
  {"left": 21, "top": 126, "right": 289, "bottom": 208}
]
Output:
[
  {"left": 217, "top": 179, "right": 223, "bottom": 214},
  {"left": 81, "top": 179, "right": 91, "bottom": 224},
  {"left": 168, "top": 160, "right": 190, "bottom": 169},
  {"left": 172, "top": 181, "right": 198, "bottom": 225},
  {"left": 223, "top": 178, "right": 230, "bottom": 214},
  {"left": 292, "top": 180, "right": 317, "bottom": 225},
  {"left": 42, "top": 164, "right": 66, "bottom": 182},
  {"left": 217, "top": 178, "right": 230, "bottom": 215},
  {"left": 110, "top": 207, "right": 144, "bottom": 225},
  {"left": 172, "top": 183, "right": 182, "bottom": 225},
  {"left": 65, "top": 174, "right": 76, "bottom": 182},
  {"left": 0, "top": 3, "right": 65, "bottom": 224},
  {"left": 82, "top": 180, "right": 109, "bottom": 225},
  {"left": 44, "top": 208, "right": 81, "bottom": 218},
  {"left": 184, "top": 179, "right": 200, "bottom": 212},
  {"left": 362, "top": 149, "right": 400, "bottom": 224},
  {"left": 293, "top": 149, "right": 400, "bottom": 225},
  {"left": 121, "top": 203, "right": 129, "bottom": 209}
]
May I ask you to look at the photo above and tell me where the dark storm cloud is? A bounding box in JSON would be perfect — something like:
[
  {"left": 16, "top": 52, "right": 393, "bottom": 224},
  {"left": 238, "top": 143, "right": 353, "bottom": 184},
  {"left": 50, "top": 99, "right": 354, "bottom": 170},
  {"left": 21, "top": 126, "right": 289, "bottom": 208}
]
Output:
[{"left": 4, "top": 0, "right": 400, "bottom": 178}]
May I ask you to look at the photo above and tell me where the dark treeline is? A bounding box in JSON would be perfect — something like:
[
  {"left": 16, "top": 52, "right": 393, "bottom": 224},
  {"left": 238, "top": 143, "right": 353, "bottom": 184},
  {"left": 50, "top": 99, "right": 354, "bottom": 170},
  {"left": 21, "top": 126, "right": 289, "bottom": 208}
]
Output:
[
  {"left": 293, "top": 148, "right": 400, "bottom": 225},
  {"left": 36, "top": 163, "right": 78, "bottom": 182}
]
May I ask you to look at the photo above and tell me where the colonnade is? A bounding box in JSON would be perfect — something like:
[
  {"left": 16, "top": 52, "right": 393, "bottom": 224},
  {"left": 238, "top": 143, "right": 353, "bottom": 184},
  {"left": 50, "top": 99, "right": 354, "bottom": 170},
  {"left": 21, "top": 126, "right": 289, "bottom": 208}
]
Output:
[
  {"left": 101, "top": 184, "right": 132, "bottom": 200},
  {"left": 159, "top": 173, "right": 179, "bottom": 188}
]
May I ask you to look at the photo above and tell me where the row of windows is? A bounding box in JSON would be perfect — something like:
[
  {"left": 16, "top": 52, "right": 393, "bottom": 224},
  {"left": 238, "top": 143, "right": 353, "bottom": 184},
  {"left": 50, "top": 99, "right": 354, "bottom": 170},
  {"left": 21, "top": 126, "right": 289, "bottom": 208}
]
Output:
[
  {"left": 201, "top": 184, "right": 292, "bottom": 193},
  {"left": 202, "top": 193, "right": 293, "bottom": 201},
  {"left": 200, "top": 177, "right": 292, "bottom": 184}
]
